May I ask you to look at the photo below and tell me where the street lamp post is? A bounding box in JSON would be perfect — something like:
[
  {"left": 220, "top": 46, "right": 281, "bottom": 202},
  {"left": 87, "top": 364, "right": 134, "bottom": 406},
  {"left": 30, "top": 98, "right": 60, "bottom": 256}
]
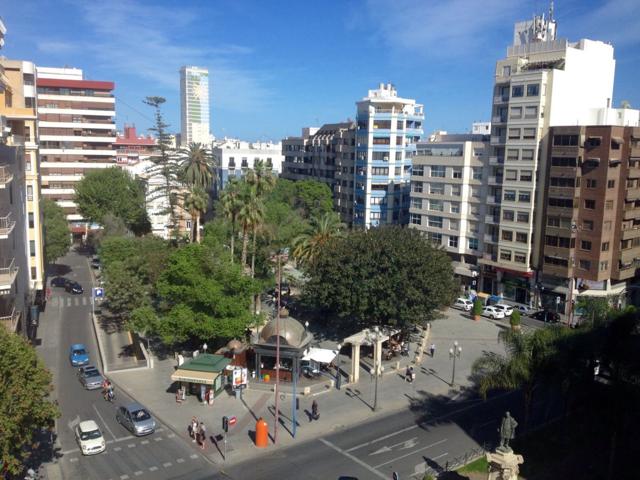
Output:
[
  {"left": 335, "top": 343, "right": 342, "bottom": 390},
  {"left": 369, "top": 326, "right": 384, "bottom": 411},
  {"left": 449, "top": 341, "right": 462, "bottom": 387},
  {"left": 202, "top": 343, "right": 208, "bottom": 354}
]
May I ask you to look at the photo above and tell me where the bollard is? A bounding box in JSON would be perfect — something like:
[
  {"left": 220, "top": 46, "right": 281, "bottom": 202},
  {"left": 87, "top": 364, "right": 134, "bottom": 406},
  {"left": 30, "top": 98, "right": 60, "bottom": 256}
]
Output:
[{"left": 255, "top": 417, "right": 269, "bottom": 448}]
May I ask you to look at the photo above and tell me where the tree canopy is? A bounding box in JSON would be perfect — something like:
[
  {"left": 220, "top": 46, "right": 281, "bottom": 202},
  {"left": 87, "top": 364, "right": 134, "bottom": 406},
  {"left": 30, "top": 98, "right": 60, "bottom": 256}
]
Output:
[
  {"left": 41, "top": 198, "right": 70, "bottom": 264},
  {"left": 0, "top": 328, "right": 59, "bottom": 475},
  {"left": 74, "top": 167, "right": 150, "bottom": 235},
  {"left": 302, "top": 226, "right": 457, "bottom": 330}
]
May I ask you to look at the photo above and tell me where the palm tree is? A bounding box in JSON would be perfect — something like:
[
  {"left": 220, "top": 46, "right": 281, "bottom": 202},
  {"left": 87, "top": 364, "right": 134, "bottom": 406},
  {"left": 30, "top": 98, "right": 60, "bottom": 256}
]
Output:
[
  {"left": 292, "top": 211, "right": 346, "bottom": 266},
  {"left": 178, "top": 142, "right": 215, "bottom": 190},
  {"left": 183, "top": 187, "right": 208, "bottom": 243},
  {"left": 219, "top": 178, "right": 243, "bottom": 261},
  {"left": 237, "top": 188, "right": 262, "bottom": 269},
  {"left": 246, "top": 159, "right": 276, "bottom": 198}
]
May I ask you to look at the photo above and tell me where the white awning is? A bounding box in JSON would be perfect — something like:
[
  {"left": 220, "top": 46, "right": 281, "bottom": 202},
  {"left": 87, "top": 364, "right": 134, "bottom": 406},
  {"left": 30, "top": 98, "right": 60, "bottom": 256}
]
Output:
[{"left": 302, "top": 348, "right": 337, "bottom": 364}]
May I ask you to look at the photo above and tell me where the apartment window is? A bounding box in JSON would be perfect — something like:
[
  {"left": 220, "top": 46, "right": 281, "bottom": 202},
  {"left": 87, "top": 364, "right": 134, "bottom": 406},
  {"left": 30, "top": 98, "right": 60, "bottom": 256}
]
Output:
[
  {"left": 586, "top": 179, "right": 597, "bottom": 188},
  {"left": 504, "top": 190, "right": 516, "bottom": 201},
  {"left": 550, "top": 177, "right": 575, "bottom": 187},
  {"left": 372, "top": 167, "right": 389, "bottom": 175},
  {"left": 503, "top": 210, "right": 514, "bottom": 221},
  {"left": 521, "top": 149, "right": 534, "bottom": 161},
  {"left": 449, "top": 219, "right": 459, "bottom": 230},
  {"left": 508, "top": 128, "right": 521, "bottom": 140},
  {"left": 450, "top": 185, "right": 461, "bottom": 196},
  {"left": 472, "top": 167, "right": 482, "bottom": 180},
  {"left": 27, "top": 185, "right": 33, "bottom": 201},
  {"left": 522, "top": 128, "right": 536, "bottom": 140},
  {"left": 29, "top": 240, "right": 36, "bottom": 257},
  {"left": 506, "top": 169, "right": 518, "bottom": 181},
  {"left": 370, "top": 212, "right": 381, "bottom": 220},
  {"left": 605, "top": 200, "right": 614, "bottom": 210},
  {"left": 429, "top": 200, "right": 444, "bottom": 212},
  {"left": 520, "top": 170, "right": 532, "bottom": 182},
  {"left": 514, "top": 232, "right": 527, "bottom": 243},
  {"left": 507, "top": 149, "right": 519, "bottom": 161},
  {"left": 452, "top": 168, "right": 462, "bottom": 179},
  {"left": 604, "top": 221, "right": 612, "bottom": 231},
  {"left": 526, "top": 84, "right": 540, "bottom": 97},
  {"left": 544, "top": 256, "right": 569, "bottom": 267},
  {"left": 551, "top": 157, "right": 577, "bottom": 167},
  {"left": 602, "top": 242, "right": 610, "bottom": 251},
  {"left": 413, "top": 165, "right": 424, "bottom": 176},
  {"left": 502, "top": 66, "right": 511, "bottom": 76},
  {"left": 584, "top": 199, "right": 596, "bottom": 209},
  {"left": 514, "top": 252, "right": 527, "bottom": 264},
  {"left": 412, "top": 182, "right": 423, "bottom": 193},
  {"left": 582, "top": 220, "right": 594, "bottom": 231},
  {"left": 429, "top": 183, "right": 445, "bottom": 195},
  {"left": 396, "top": 152, "right": 403, "bottom": 160},
  {"left": 372, "top": 152, "right": 389, "bottom": 161},
  {"left": 430, "top": 166, "right": 445, "bottom": 177},
  {"left": 500, "top": 250, "right": 512, "bottom": 261},
  {"left": 553, "top": 135, "right": 579, "bottom": 146},
  {"left": 579, "top": 259, "right": 591, "bottom": 270},
  {"left": 599, "top": 261, "right": 609, "bottom": 271},
  {"left": 511, "top": 85, "right": 524, "bottom": 98},
  {"left": 394, "top": 167, "right": 401, "bottom": 176},
  {"left": 518, "top": 191, "right": 531, "bottom": 202},
  {"left": 31, "top": 267, "right": 37, "bottom": 280},
  {"left": 524, "top": 106, "right": 538, "bottom": 119},
  {"left": 517, "top": 211, "right": 529, "bottom": 223},
  {"left": 468, "top": 221, "right": 479, "bottom": 233},
  {"left": 580, "top": 240, "right": 592, "bottom": 251},
  {"left": 411, "top": 198, "right": 422, "bottom": 210},
  {"left": 450, "top": 202, "right": 460, "bottom": 214},
  {"left": 28, "top": 212, "right": 34, "bottom": 228},
  {"left": 548, "top": 197, "right": 574, "bottom": 208},
  {"left": 547, "top": 217, "right": 560, "bottom": 227},
  {"left": 428, "top": 216, "right": 443, "bottom": 228},
  {"left": 241, "top": 157, "right": 248, "bottom": 168},
  {"left": 502, "top": 230, "right": 513, "bottom": 241},
  {"left": 586, "top": 137, "right": 601, "bottom": 147},
  {"left": 428, "top": 232, "right": 442, "bottom": 244},
  {"left": 607, "top": 179, "right": 615, "bottom": 188},
  {"left": 510, "top": 107, "right": 522, "bottom": 119},
  {"left": 449, "top": 236, "right": 459, "bottom": 248},
  {"left": 468, "top": 238, "right": 479, "bottom": 250},
  {"left": 410, "top": 213, "right": 422, "bottom": 225}
]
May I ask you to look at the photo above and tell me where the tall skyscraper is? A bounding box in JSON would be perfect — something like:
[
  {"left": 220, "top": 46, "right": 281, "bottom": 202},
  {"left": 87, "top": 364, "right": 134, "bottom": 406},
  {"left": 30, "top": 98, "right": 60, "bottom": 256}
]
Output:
[{"left": 180, "top": 66, "right": 210, "bottom": 146}]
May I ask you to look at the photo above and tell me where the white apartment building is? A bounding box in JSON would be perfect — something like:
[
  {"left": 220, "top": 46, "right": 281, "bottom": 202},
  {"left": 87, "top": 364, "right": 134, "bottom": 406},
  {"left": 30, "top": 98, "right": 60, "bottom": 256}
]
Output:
[
  {"left": 180, "top": 66, "right": 211, "bottom": 146},
  {"left": 213, "top": 138, "right": 283, "bottom": 193},
  {"left": 409, "top": 132, "right": 490, "bottom": 290},
  {"left": 36, "top": 67, "right": 116, "bottom": 237},
  {"left": 480, "top": 11, "right": 617, "bottom": 304}
]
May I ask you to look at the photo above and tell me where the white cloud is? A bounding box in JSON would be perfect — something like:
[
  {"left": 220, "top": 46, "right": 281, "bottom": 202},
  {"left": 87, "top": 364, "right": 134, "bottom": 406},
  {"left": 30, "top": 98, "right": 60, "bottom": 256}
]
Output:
[
  {"left": 566, "top": 0, "right": 640, "bottom": 47},
  {"left": 36, "top": 40, "right": 79, "bottom": 54}
]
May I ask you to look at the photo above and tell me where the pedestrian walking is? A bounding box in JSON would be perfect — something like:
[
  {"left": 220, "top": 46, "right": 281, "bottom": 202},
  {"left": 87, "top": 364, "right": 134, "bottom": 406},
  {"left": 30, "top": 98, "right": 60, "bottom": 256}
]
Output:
[
  {"left": 198, "top": 422, "right": 206, "bottom": 450},
  {"left": 405, "top": 366, "right": 412, "bottom": 382},
  {"left": 311, "top": 400, "right": 319, "bottom": 421},
  {"left": 429, "top": 343, "right": 436, "bottom": 357},
  {"left": 190, "top": 417, "right": 198, "bottom": 442}
]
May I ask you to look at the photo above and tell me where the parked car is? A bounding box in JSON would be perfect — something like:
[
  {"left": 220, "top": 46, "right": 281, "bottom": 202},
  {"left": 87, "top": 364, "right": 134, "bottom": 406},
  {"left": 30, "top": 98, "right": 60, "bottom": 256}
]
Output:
[
  {"left": 516, "top": 305, "right": 536, "bottom": 316},
  {"left": 482, "top": 306, "right": 505, "bottom": 320},
  {"left": 91, "top": 257, "right": 101, "bottom": 269},
  {"left": 69, "top": 344, "right": 90, "bottom": 366},
  {"left": 530, "top": 310, "right": 560, "bottom": 323},
  {"left": 75, "top": 420, "right": 106, "bottom": 455},
  {"left": 493, "top": 304, "right": 514, "bottom": 316},
  {"left": 453, "top": 298, "right": 474, "bottom": 312},
  {"left": 77, "top": 365, "right": 104, "bottom": 390},
  {"left": 51, "top": 276, "right": 67, "bottom": 288},
  {"left": 116, "top": 403, "right": 156, "bottom": 436},
  {"left": 65, "top": 281, "right": 83, "bottom": 294}
]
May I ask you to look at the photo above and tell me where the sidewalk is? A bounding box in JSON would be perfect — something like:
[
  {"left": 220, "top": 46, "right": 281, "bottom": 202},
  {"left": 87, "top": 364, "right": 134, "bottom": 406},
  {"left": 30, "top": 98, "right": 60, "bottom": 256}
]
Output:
[{"left": 109, "top": 311, "right": 506, "bottom": 467}]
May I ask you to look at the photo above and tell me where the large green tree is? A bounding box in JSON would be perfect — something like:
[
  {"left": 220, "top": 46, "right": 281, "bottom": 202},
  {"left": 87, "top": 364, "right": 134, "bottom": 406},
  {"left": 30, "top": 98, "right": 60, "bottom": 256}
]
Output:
[
  {"left": 41, "top": 198, "right": 70, "bottom": 263},
  {"left": 303, "top": 226, "right": 457, "bottom": 330},
  {"left": 292, "top": 211, "right": 346, "bottom": 266},
  {"left": 153, "top": 243, "right": 261, "bottom": 345},
  {"left": 99, "top": 235, "right": 170, "bottom": 288},
  {"left": 178, "top": 142, "right": 216, "bottom": 190},
  {"left": 294, "top": 180, "right": 334, "bottom": 218},
  {"left": 74, "top": 167, "right": 150, "bottom": 235},
  {"left": 0, "top": 329, "right": 59, "bottom": 475},
  {"left": 103, "top": 261, "right": 149, "bottom": 322}
]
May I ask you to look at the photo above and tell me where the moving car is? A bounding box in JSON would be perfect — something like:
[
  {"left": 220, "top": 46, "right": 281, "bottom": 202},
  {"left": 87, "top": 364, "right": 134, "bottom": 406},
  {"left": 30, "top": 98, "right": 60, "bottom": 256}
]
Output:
[
  {"left": 77, "top": 365, "right": 104, "bottom": 390},
  {"left": 69, "top": 344, "right": 90, "bottom": 366},
  {"left": 453, "top": 298, "right": 474, "bottom": 311},
  {"left": 75, "top": 420, "right": 106, "bottom": 455},
  {"left": 65, "top": 280, "right": 83, "bottom": 294},
  {"left": 482, "top": 306, "right": 505, "bottom": 320},
  {"left": 493, "top": 304, "right": 514, "bottom": 316},
  {"left": 51, "top": 276, "right": 67, "bottom": 288},
  {"left": 530, "top": 310, "right": 560, "bottom": 323},
  {"left": 116, "top": 403, "right": 156, "bottom": 436},
  {"left": 516, "top": 305, "right": 536, "bottom": 316}
]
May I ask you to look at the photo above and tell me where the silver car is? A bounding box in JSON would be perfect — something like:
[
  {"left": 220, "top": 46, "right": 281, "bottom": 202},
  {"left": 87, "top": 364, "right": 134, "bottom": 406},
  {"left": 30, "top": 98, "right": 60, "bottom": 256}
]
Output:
[
  {"left": 77, "top": 366, "right": 104, "bottom": 390},
  {"left": 116, "top": 403, "right": 156, "bottom": 436}
]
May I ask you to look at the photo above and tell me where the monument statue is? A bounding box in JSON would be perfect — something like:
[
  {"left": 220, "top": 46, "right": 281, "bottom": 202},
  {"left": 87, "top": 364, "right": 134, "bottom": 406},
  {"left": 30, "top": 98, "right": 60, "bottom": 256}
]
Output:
[{"left": 498, "top": 411, "right": 518, "bottom": 452}]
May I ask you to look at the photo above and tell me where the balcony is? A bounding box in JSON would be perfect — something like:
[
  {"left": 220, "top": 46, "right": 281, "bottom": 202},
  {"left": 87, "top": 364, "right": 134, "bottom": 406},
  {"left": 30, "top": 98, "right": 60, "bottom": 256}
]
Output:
[
  {"left": 490, "top": 136, "right": 506, "bottom": 145},
  {"left": 488, "top": 176, "right": 503, "bottom": 185},
  {"left": 493, "top": 95, "right": 509, "bottom": 104},
  {"left": 0, "top": 212, "right": 16, "bottom": 239},
  {"left": 481, "top": 252, "right": 498, "bottom": 262},
  {"left": 485, "top": 214, "right": 500, "bottom": 224},
  {"left": 626, "top": 187, "right": 640, "bottom": 202},
  {"left": 0, "top": 258, "right": 18, "bottom": 290},
  {"left": 489, "top": 156, "right": 504, "bottom": 166},
  {"left": 0, "top": 305, "right": 19, "bottom": 333},
  {"left": 492, "top": 116, "right": 507, "bottom": 124},
  {"left": 5, "top": 134, "right": 25, "bottom": 146},
  {"left": 484, "top": 234, "right": 499, "bottom": 243},
  {"left": 0, "top": 164, "right": 13, "bottom": 188},
  {"left": 487, "top": 196, "right": 502, "bottom": 205}
]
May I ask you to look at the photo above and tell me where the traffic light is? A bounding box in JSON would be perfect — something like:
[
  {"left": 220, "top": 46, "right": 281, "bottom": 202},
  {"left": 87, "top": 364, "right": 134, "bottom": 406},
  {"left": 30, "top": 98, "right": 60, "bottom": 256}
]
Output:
[{"left": 222, "top": 416, "right": 229, "bottom": 433}]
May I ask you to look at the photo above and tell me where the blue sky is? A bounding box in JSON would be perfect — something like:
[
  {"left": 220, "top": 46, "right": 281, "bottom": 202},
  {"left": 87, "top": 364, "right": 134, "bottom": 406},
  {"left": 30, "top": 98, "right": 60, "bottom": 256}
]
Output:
[{"left": 3, "top": 0, "right": 640, "bottom": 141}]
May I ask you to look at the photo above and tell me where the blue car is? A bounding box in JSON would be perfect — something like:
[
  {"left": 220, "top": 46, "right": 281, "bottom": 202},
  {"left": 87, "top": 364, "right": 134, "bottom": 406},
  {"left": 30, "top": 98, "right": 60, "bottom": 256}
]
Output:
[{"left": 69, "top": 344, "right": 90, "bottom": 366}]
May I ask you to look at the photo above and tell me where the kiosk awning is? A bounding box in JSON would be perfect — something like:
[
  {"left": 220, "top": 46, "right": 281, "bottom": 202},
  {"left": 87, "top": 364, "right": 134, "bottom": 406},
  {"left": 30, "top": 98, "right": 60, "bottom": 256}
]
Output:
[
  {"left": 302, "top": 347, "right": 337, "bottom": 364},
  {"left": 171, "top": 369, "right": 219, "bottom": 385}
]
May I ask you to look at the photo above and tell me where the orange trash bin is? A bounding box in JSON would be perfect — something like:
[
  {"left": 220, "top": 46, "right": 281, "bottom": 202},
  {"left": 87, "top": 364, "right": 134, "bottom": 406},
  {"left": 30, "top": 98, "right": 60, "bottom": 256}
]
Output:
[{"left": 255, "top": 417, "right": 269, "bottom": 448}]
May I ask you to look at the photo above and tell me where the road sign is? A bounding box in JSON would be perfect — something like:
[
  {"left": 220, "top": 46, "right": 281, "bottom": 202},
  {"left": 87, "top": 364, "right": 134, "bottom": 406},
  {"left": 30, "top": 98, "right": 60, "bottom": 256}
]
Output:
[
  {"left": 228, "top": 416, "right": 237, "bottom": 427},
  {"left": 93, "top": 287, "right": 104, "bottom": 299},
  {"left": 556, "top": 296, "right": 561, "bottom": 304}
]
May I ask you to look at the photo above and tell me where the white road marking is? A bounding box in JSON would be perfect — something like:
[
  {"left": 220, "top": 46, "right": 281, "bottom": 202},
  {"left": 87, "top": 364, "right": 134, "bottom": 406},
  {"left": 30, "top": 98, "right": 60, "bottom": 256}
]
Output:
[
  {"left": 92, "top": 403, "right": 117, "bottom": 441},
  {"left": 66, "top": 298, "right": 72, "bottom": 307},
  {"left": 113, "top": 446, "right": 122, "bottom": 452},
  {"left": 347, "top": 424, "right": 418, "bottom": 452},
  {"left": 134, "top": 472, "right": 143, "bottom": 477},
  {"left": 154, "top": 437, "right": 162, "bottom": 442},
  {"left": 166, "top": 433, "right": 175, "bottom": 438},
  {"left": 163, "top": 462, "right": 172, "bottom": 468},
  {"left": 69, "top": 458, "right": 78, "bottom": 463},
  {"left": 120, "top": 475, "right": 129, "bottom": 480},
  {"left": 59, "top": 435, "right": 134, "bottom": 455},
  {"left": 156, "top": 427, "right": 165, "bottom": 433},
  {"left": 74, "top": 297, "right": 80, "bottom": 306},
  {"left": 176, "top": 458, "right": 185, "bottom": 464},
  {"left": 432, "top": 452, "right": 448, "bottom": 460},
  {"left": 190, "top": 454, "right": 199, "bottom": 459},
  {"left": 373, "top": 439, "right": 448, "bottom": 469},
  {"left": 149, "top": 466, "right": 158, "bottom": 472},
  {"left": 127, "top": 443, "right": 136, "bottom": 448},
  {"left": 141, "top": 440, "right": 149, "bottom": 445},
  {"left": 319, "top": 438, "right": 388, "bottom": 479},
  {"left": 369, "top": 437, "right": 419, "bottom": 455},
  {"left": 82, "top": 297, "right": 88, "bottom": 306}
]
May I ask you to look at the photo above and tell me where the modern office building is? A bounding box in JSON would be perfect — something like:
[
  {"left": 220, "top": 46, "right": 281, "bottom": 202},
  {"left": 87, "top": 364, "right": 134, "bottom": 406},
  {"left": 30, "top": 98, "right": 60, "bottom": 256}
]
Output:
[
  {"left": 282, "top": 123, "right": 356, "bottom": 225},
  {"left": 36, "top": 67, "right": 116, "bottom": 239},
  {"left": 213, "top": 138, "right": 283, "bottom": 193},
  {"left": 180, "top": 66, "right": 210, "bottom": 146},
  {"left": 409, "top": 131, "right": 490, "bottom": 290},
  {"left": 355, "top": 83, "right": 423, "bottom": 227},
  {"left": 540, "top": 125, "right": 640, "bottom": 314},
  {"left": 479, "top": 10, "right": 618, "bottom": 305}
]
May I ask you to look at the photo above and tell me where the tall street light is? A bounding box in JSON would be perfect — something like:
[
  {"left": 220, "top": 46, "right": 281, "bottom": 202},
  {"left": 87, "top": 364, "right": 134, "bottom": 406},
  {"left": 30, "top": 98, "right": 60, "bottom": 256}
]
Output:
[
  {"left": 335, "top": 343, "right": 342, "bottom": 390},
  {"left": 369, "top": 326, "right": 384, "bottom": 411},
  {"left": 270, "top": 249, "right": 287, "bottom": 444},
  {"left": 449, "top": 341, "right": 462, "bottom": 387}
]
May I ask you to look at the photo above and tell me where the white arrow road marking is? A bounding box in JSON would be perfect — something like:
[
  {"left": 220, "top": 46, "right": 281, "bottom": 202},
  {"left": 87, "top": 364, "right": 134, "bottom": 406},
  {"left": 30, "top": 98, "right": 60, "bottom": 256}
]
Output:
[
  {"left": 374, "top": 438, "right": 448, "bottom": 469},
  {"left": 67, "top": 415, "right": 80, "bottom": 432},
  {"left": 369, "top": 437, "right": 418, "bottom": 455},
  {"left": 369, "top": 446, "right": 392, "bottom": 456}
]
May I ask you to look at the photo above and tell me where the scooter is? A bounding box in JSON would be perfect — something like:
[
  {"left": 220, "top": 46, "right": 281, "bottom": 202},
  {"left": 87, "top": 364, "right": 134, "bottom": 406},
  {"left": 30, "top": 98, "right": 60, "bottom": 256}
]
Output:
[{"left": 104, "top": 389, "right": 115, "bottom": 402}]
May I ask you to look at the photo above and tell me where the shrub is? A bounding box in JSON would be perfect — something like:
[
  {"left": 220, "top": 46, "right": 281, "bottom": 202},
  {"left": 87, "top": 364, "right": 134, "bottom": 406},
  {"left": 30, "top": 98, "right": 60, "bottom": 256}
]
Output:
[
  {"left": 510, "top": 309, "right": 521, "bottom": 327},
  {"left": 473, "top": 298, "right": 483, "bottom": 316}
]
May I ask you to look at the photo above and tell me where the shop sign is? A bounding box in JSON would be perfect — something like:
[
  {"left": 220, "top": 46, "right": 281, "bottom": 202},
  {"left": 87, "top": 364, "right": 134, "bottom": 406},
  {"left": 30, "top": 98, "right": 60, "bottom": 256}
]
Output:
[{"left": 232, "top": 367, "right": 248, "bottom": 388}]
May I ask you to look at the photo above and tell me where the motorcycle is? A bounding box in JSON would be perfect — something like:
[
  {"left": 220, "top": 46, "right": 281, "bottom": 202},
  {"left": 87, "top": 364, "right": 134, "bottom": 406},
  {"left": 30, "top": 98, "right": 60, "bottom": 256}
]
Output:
[{"left": 104, "top": 388, "right": 115, "bottom": 402}]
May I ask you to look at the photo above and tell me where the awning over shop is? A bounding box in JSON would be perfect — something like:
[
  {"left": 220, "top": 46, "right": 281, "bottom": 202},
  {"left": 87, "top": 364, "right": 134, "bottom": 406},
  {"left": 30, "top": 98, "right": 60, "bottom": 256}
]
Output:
[
  {"left": 302, "top": 347, "right": 337, "bottom": 364},
  {"left": 171, "top": 369, "right": 219, "bottom": 385}
]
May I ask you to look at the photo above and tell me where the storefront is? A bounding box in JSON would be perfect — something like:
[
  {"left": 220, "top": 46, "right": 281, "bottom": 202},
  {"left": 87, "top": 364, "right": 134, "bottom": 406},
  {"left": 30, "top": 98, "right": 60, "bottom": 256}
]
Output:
[
  {"left": 498, "top": 270, "right": 533, "bottom": 305},
  {"left": 170, "top": 353, "right": 232, "bottom": 403}
]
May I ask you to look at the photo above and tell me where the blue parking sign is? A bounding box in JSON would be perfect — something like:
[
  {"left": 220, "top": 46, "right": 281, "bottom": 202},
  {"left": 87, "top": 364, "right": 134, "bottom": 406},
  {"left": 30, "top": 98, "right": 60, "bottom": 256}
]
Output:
[{"left": 93, "top": 287, "right": 104, "bottom": 299}]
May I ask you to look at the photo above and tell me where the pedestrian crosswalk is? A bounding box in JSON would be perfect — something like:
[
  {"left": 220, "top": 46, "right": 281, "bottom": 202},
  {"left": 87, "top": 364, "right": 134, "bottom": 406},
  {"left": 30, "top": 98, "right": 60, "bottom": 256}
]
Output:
[{"left": 49, "top": 296, "right": 89, "bottom": 307}]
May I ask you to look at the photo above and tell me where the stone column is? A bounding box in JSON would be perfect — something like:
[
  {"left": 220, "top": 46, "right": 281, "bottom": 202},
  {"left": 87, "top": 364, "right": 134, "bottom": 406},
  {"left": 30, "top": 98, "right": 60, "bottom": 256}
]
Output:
[
  {"left": 350, "top": 343, "right": 360, "bottom": 383},
  {"left": 486, "top": 450, "right": 524, "bottom": 480},
  {"left": 375, "top": 339, "right": 383, "bottom": 376}
]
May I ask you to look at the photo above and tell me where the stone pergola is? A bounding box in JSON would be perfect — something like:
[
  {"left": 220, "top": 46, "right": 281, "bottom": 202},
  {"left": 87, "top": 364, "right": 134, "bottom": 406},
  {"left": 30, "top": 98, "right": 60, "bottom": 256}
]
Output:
[{"left": 343, "top": 327, "right": 397, "bottom": 383}]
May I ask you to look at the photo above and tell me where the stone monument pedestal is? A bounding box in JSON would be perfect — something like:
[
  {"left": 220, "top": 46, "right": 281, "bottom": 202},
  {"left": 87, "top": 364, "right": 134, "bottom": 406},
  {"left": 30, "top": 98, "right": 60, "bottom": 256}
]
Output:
[{"left": 485, "top": 449, "right": 524, "bottom": 480}]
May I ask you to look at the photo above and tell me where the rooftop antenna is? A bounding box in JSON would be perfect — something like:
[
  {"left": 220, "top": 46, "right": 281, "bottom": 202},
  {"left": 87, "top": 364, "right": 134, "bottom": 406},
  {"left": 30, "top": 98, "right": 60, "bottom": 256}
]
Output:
[{"left": 549, "top": 0, "right": 554, "bottom": 22}]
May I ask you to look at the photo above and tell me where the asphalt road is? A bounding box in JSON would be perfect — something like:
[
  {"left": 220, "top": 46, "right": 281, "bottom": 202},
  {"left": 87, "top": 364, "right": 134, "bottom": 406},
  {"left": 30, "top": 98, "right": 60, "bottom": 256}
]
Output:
[{"left": 37, "top": 250, "right": 217, "bottom": 480}]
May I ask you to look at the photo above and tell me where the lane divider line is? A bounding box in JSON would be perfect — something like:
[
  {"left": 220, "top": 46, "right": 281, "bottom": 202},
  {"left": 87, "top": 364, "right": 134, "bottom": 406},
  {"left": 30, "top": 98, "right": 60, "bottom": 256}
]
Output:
[
  {"left": 319, "top": 438, "right": 388, "bottom": 479},
  {"left": 373, "top": 438, "right": 448, "bottom": 469}
]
